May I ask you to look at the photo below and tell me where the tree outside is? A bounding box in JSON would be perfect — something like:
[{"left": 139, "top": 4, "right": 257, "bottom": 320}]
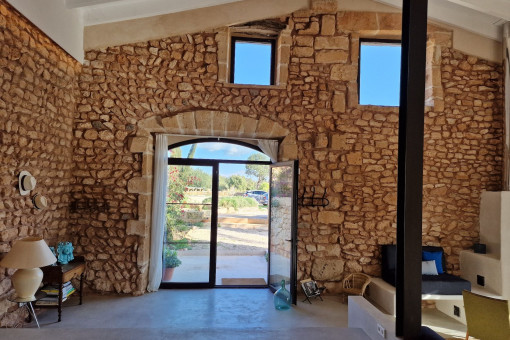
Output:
[{"left": 245, "top": 153, "right": 269, "bottom": 189}]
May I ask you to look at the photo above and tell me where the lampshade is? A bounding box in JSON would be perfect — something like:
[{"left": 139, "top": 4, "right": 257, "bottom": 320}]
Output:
[{"left": 0, "top": 237, "right": 56, "bottom": 269}]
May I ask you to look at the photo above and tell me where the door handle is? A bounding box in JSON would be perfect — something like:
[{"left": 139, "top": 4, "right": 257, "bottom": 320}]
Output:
[{"left": 285, "top": 239, "right": 292, "bottom": 242}]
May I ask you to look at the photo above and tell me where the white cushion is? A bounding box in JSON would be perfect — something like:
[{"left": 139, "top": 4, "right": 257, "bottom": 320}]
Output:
[{"left": 422, "top": 260, "right": 438, "bottom": 275}]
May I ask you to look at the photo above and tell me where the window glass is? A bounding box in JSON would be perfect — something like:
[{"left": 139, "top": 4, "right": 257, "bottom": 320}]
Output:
[
  {"left": 169, "top": 142, "right": 269, "bottom": 162},
  {"left": 232, "top": 39, "right": 273, "bottom": 85},
  {"left": 359, "top": 41, "right": 401, "bottom": 106}
]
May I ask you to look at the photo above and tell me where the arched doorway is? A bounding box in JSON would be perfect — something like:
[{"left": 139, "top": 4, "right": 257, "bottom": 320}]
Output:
[
  {"left": 161, "top": 139, "right": 272, "bottom": 288},
  {"left": 127, "top": 110, "right": 297, "bottom": 296}
]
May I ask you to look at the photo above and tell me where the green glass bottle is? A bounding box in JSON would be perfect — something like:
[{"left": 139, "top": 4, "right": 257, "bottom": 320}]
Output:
[{"left": 273, "top": 279, "right": 291, "bottom": 310}]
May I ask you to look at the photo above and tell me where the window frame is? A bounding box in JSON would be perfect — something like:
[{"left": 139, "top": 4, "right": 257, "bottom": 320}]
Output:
[
  {"left": 358, "top": 38, "right": 402, "bottom": 107},
  {"left": 168, "top": 138, "right": 272, "bottom": 164},
  {"left": 230, "top": 36, "right": 277, "bottom": 86}
]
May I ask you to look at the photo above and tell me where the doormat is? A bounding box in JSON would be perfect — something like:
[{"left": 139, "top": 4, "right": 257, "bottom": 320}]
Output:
[{"left": 221, "top": 278, "right": 267, "bottom": 285}]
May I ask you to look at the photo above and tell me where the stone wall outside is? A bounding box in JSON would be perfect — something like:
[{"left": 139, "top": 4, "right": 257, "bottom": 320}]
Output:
[{"left": 0, "top": 1, "right": 80, "bottom": 326}]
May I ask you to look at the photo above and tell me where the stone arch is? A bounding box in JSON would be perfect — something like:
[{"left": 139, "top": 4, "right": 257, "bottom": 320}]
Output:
[{"left": 125, "top": 110, "right": 296, "bottom": 292}]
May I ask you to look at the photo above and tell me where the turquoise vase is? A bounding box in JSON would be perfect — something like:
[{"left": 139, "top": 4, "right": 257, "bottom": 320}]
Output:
[{"left": 273, "top": 279, "right": 291, "bottom": 310}]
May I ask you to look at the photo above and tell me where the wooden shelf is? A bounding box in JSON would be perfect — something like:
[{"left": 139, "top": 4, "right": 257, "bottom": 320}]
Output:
[{"left": 40, "top": 256, "right": 86, "bottom": 322}]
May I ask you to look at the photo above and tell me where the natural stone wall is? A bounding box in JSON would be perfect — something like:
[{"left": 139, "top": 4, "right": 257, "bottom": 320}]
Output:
[
  {"left": 422, "top": 48, "right": 503, "bottom": 273},
  {"left": 0, "top": 0, "right": 502, "bottom": 328},
  {"left": 0, "top": 1, "right": 80, "bottom": 326},
  {"left": 72, "top": 8, "right": 501, "bottom": 295}
]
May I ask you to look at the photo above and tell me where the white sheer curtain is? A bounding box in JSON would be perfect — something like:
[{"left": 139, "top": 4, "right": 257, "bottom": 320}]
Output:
[
  {"left": 257, "top": 139, "right": 279, "bottom": 163},
  {"left": 147, "top": 134, "right": 168, "bottom": 292}
]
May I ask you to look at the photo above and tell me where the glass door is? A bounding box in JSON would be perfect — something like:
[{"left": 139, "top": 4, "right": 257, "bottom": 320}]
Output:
[
  {"left": 268, "top": 161, "right": 298, "bottom": 304},
  {"left": 162, "top": 160, "right": 218, "bottom": 287},
  {"left": 215, "top": 163, "right": 269, "bottom": 286}
]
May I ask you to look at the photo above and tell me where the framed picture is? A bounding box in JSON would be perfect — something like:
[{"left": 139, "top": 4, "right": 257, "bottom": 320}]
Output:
[{"left": 300, "top": 279, "right": 324, "bottom": 304}]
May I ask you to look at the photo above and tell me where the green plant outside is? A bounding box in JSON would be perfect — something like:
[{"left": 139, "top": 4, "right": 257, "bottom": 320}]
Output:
[
  {"left": 166, "top": 164, "right": 198, "bottom": 251},
  {"left": 202, "top": 196, "right": 258, "bottom": 211},
  {"left": 163, "top": 247, "right": 182, "bottom": 268}
]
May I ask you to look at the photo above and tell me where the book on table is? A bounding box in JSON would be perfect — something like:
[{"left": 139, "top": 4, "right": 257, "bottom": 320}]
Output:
[
  {"left": 36, "top": 282, "right": 76, "bottom": 306},
  {"left": 35, "top": 288, "right": 76, "bottom": 306},
  {"left": 41, "top": 281, "right": 74, "bottom": 296}
]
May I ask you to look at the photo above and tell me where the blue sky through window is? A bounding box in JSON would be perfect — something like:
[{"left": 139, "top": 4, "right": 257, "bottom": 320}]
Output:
[
  {"left": 359, "top": 43, "right": 401, "bottom": 106},
  {"left": 170, "top": 142, "right": 269, "bottom": 177},
  {"left": 233, "top": 41, "right": 272, "bottom": 85}
]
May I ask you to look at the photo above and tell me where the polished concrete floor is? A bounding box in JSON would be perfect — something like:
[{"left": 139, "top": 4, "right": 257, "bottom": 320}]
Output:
[
  {"left": 3, "top": 289, "right": 467, "bottom": 339},
  {"left": 3, "top": 289, "right": 371, "bottom": 340},
  {"left": 422, "top": 308, "right": 466, "bottom": 339}
]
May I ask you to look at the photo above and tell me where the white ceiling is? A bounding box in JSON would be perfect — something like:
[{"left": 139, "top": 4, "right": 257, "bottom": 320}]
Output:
[
  {"left": 375, "top": 0, "right": 508, "bottom": 40},
  {"left": 6, "top": 0, "right": 509, "bottom": 62},
  {"left": 444, "top": 0, "right": 510, "bottom": 21},
  {"left": 66, "top": 0, "right": 509, "bottom": 41},
  {"left": 66, "top": 0, "right": 245, "bottom": 26}
]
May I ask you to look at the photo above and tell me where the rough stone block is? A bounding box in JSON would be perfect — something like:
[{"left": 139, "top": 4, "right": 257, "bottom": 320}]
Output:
[
  {"left": 318, "top": 211, "right": 345, "bottom": 224},
  {"left": 378, "top": 13, "right": 402, "bottom": 30},
  {"left": 293, "top": 47, "right": 314, "bottom": 58},
  {"left": 316, "top": 50, "right": 348, "bottom": 64},
  {"left": 240, "top": 116, "right": 258, "bottom": 136},
  {"left": 312, "top": 259, "right": 344, "bottom": 281},
  {"left": 321, "top": 15, "right": 336, "bottom": 35},
  {"left": 331, "top": 64, "right": 358, "bottom": 81},
  {"left": 137, "top": 238, "right": 151, "bottom": 265},
  {"left": 212, "top": 111, "right": 228, "bottom": 134},
  {"left": 346, "top": 152, "right": 362, "bottom": 165},
  {"left": 331, "top": 135, "right": 351, "bottom": 151},
  {"left": 315, "top": 36, "right": 349, "bottom": 50},
  {"left": 138, "top": 194, "right": 150, "bottom": 220},
  {"left": 332, "top": 92, "right": 346, "bottom": 113},
  {"left": 128, "top": 137, "right": 149, "bottom": 153},
  {"left": 0, "top": 229, "right": 18, "bottom": 242},
  {"left": 161, "top": 116, "right": 178, "bottom": 131},
  {"left": 127, "top": 220, "right": 148, "bottom": 236},
  {"left": 256, "top": 117, "right": 276, "bottom": 137},
  {"left": 138, "top": 116, "right": 163, "bottom": 130},
  {"left": 315, "top": 133, "right": 328, "bottom": 148},
  {"left": 127, "top": 177, "right": 150, "bottom": 194},
  {"left": 177, "top": 111, "right": 197, "bottom": 132},
  {"left": 338, "top": 12, "right": 378, "bottom": 32},
  {"left": 295, "top": 36, "right": 314, "bottom": 47},
  {"left": 298, "top": 22, "right": 320, "bottom": 35},
  {"left": 280, "top": 144, "right": 298, "bottom": 160},
  {"left": 383, "top": 192, "right": 397, "bottom": 205},
  {"left": 225, "top": 112, "right": 243, "bottom": 133},
  {"left": 142, "top": 154, "right": 153, "bottom": 177},
  {"left": 311, "top": 0, "right": 337, "bottom": 13},
  {"left": 194, "top": 110, "right": 214, "bottom": 133}
]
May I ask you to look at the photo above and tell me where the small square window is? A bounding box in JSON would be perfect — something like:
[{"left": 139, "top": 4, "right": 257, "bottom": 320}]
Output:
[
  {"left": 230, "top": 37, "right": 275, "bottom": 86},
  {"left": 359, "top": 40, "right": 401, "bottom": 106}
]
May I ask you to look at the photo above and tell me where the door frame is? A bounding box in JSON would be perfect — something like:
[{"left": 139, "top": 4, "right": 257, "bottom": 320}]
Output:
[
  {"left": 160, "top": 159, "right": 219, "bottom": 288},
  {"left": 268, "top": 160, "right": 299, "bottom": 304},
  {"left": 161, "top": 154, "right": 272, "bottom": 289}
]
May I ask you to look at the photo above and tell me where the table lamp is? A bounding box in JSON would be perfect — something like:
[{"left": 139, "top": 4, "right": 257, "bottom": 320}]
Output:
[{"left": 0, "top": 237, "right": 57, "bottom": 302}]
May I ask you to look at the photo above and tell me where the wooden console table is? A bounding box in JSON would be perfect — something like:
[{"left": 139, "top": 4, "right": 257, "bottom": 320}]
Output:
[{"left": 40, "top": 256, "right": 86, "bottom": 322}]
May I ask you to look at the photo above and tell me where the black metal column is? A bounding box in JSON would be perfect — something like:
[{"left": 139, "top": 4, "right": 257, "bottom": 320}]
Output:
[{"left": 396, "top": 0, "right": 428, "bottom": 338}]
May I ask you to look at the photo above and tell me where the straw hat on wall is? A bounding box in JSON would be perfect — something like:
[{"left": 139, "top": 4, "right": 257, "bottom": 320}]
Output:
[
  {"left": 32, "top": 194, "right": 48, "bottom": 210},
  {"left": 19, "top": 171, "right": 36, "bottom": 196}
]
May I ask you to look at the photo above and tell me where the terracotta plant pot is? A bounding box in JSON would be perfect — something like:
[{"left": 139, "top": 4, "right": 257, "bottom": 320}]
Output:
[{"left": 163, "top": 267, "right": 175, "bottom": 281}]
